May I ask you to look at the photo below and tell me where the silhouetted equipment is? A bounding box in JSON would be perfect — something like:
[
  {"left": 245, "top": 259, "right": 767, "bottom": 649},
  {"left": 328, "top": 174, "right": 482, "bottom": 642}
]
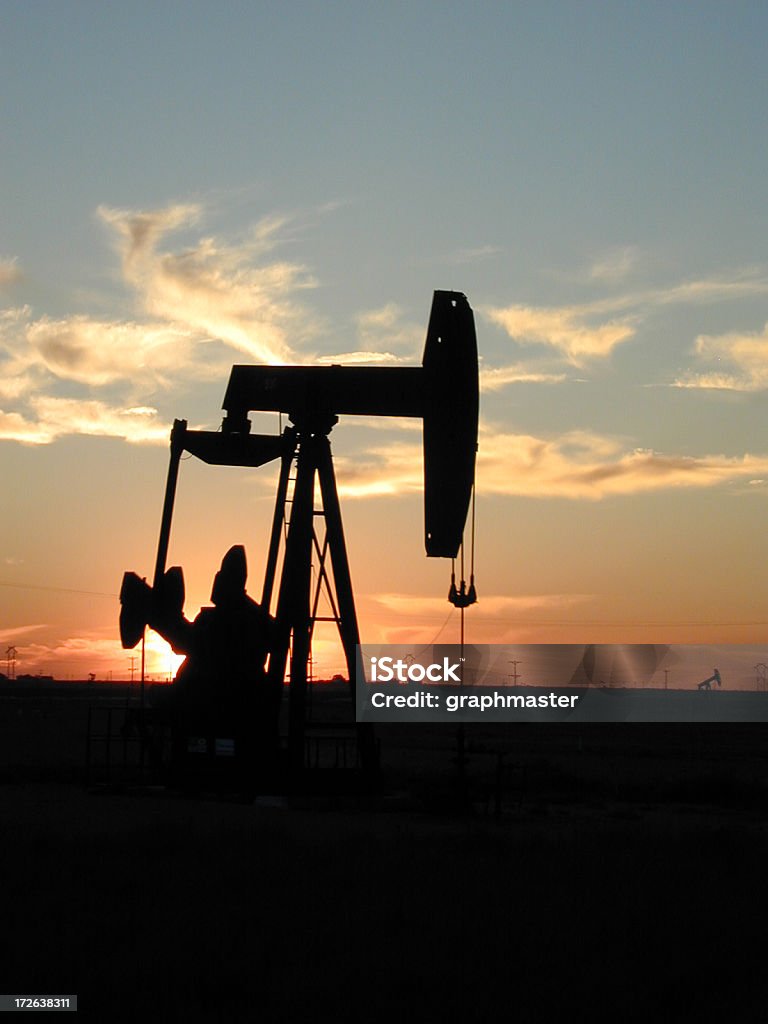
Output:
[
  {"left": 120, "top": 290, "right": 478, "bottom": 779},
  {"left": 448, "top": 573, "right": 477, "bottom": 608},
  {"left": 698, "top": 668, "right": 722, "bottom": 691},
  {"left": 222, "top": 290, "right": 478, "bottom": 557}
]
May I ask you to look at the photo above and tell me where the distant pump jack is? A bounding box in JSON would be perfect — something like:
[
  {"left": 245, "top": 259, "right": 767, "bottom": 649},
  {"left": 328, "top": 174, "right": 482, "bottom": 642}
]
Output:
[{"left": 697, "top": 669, "right": 722, "bottom": 691}]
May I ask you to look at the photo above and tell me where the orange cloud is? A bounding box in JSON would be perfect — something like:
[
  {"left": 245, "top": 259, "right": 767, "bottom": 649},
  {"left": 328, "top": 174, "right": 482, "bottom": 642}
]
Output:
[
  {"left": 0, "top": 624, "right": 48, "bottom": 642},
  {"left": 479, "top": 429, "right": 768, "bottom": 499},
  {"left": 334, "top": 425, "right": 768, "bottom": 501},
  {"left": 0, "top": 410, "right": 54, "bottom": 444},
  {"left": 317, "top": 351, "right": 405, "bottom": 366},
  {"left": 373, "top": 592, "right": 591, "bottom": 617},
  {"left": 0, "top": 202, "right": 333, "bottom": 446},
  {"left": 486, "top": 270, "right": 768, "bottom": 367},
  {"left": 0, "top": 307, "right": 40, "bottom": 398},
  {"left": 17, "top": 630, "right": 183, "bottom": 680},
  {"left": 335, "top": 442, "right": 423, "bottom": 498},
  {"left": 98, "top": 204, "right": 318, "bottom": 363},
  {"left": 674, "top": 322, "right": 768, "bottom": 391},
  {"left": 480, "top": 363, "right": 566, "bottom": 390},
  {"left": 0, "top": 399, "right": 170, "bottom": 445},
  {"left": 17, "top": 635, "right": 126, "bottom": 676},
  {"left": 32, "top": 398, "right": 170, "bottom": 444},
  {"left": 486, "top": 304, "right": 636, "bottom": 364},
  {"left": 26, "top": 316, "right": 206, "bottom": 388},
  {"left": 0, "top": 259, "right": 21, "bottom": 288}
]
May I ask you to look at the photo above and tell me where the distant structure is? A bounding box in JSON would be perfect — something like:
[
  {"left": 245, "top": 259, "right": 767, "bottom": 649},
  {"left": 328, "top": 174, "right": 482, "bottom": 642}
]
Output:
[
  {"left": 755, "top": 663, "right": 767, "bottom": 692},
  {"left": 697, "top": 668, "right": 722, "bottom": 691},
  {"left": 5, "top": 646, "right": 16, "bottom": 680}
]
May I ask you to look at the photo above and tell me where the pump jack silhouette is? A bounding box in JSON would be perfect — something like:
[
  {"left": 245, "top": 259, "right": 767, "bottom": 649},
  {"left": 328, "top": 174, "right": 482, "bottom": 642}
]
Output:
[
  {"left": 120, "top": 291, "right": 478, "bottom": 778},
  {"left": 697, "top": 669, "right": 722, "bottom": 691}
]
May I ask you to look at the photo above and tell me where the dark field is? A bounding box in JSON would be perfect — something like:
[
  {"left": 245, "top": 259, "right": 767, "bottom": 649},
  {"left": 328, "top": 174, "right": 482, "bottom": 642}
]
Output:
[{"left": 3, "top": 682, "right": 768, "bottom": 1020}]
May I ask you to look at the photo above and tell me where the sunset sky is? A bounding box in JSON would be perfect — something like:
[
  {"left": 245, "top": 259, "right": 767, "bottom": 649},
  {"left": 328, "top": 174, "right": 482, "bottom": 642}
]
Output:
[{"left": 2, "top": 2, "right": 768, "bottom": 681}]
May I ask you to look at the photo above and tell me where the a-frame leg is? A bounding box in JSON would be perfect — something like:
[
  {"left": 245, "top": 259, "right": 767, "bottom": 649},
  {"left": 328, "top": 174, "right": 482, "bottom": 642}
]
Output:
[
  {"left": 267, "top": 433, "right": 318, "bottom": 770},
  {"left": 266, "top": 429, "right": 378, "bottom": 775},
  {"left": 315, "top": 436, "right": 378, "bottom": 773}
]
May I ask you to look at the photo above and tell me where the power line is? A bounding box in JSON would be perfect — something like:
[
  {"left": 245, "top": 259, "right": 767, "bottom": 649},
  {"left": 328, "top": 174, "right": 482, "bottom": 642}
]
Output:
[
  {"left": 0, "top": 581, "right": 118, "bottom": 599},
  {"left": 0, "top": 580, "right": 764, "bottom": 627},
  {"left": 440, "top": 615, "right": 768, "bottom": 628}
]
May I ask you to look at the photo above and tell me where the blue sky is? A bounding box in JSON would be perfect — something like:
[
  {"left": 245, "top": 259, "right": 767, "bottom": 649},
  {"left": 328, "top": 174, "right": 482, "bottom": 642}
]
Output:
[{"left": 2, "top": 2, "right": 768, "bottom": 678}]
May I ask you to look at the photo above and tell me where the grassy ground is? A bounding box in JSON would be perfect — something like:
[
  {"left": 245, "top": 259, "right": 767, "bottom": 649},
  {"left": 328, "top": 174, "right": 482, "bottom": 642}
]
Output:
[{"left": 2, "top": 683, "right": 768, "bottom": 1020}]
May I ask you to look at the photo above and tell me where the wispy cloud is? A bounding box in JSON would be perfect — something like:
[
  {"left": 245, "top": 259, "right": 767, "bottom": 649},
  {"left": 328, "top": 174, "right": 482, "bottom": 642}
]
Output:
[
  {"left": 0, "top": 373, "right": 37, "bottom": 402},
  {"left": 486, "top": 270, "right": 768, "bottom": 367},
  {"left": 0, "top": 259, "right": 21, "bottom": 288},
  {"left": 373, "top": 592, "right": 591, "bottom": 617},
  {"left": 31, "top": 398, "right": 170, "bottom": 444},
  {"left": 673, "top": 322, "right": 768, "bottom": 391},
  {"left": 336, "top": 442, "right": 423, "bottom": 498},
  {"left": 479, "top": 428, "right": 768, "bottom": 500},
  {"left": 369, "top": 614, "right": 597, "bottom": 648},
  {"left": 572, "top": 271, "right": 768, "bottom": 319},
  {"left": 486, "top": 304, "right": 637, "bottom": 364},
  {"left": 480, "top": 362, "right": 567, "bottom": 390},
  {"left": 0, "top": 306, "right": 40, "bottom": 399},
  {"left": 19, "top": 635, "right": 126, "bottom": 676},
  {"left": 25, "top": 316, "right": 204, "bottom": 388},
  {"left": 334, "top": 425, "right": 768, "bottom": 501},
  {"left": 18, "top": 630, "right": 182, "bottom": 678},
  {"left": 588, "top": 245, "right": 639, "bottom": 283},
  {"left": 335, "top": 415, "right": 422, "bottom": 433},
  {"left": 0, "top": 201, "right": 328, "bottom": 445},
  {"left": 354, "top": 303, "right": 422, "bottom": 355},
  {"left": 0, "top": 399, "right": 169, "bottom": 445},
  {"left": 0, "top": 409, "right": 55, "bottom": 444},
  {"left": 0, "top": 624, "right": 47, "bottom": 643},
  {"left": 98, "top": 204, "right": 318, "bottom": 362},
  {"left": 317, "top": 351, "right": 406, "bottom": 366},
  {"left": 446, "top": 245, "right": 502, "bottom": 265}
]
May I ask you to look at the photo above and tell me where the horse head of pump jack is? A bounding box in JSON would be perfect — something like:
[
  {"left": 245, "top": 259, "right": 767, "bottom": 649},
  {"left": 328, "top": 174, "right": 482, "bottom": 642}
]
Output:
[{"left": 220, "top": 289, "right": 478, "bottom": 558}]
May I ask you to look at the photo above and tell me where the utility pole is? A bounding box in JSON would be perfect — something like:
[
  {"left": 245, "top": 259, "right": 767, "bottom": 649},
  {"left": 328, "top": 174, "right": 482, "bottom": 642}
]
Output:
[
  {"left": 129, "top": 654, "right": 137, "bottom": 683},
  {"left": 664, "top": 668, "right": 669, "bottom": 690},
  {"left": 508, "top": 659, "right": 521, "bottom": 686},
  {"left": 755, "top": 664, "right": 767, "bottom": 692}
]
